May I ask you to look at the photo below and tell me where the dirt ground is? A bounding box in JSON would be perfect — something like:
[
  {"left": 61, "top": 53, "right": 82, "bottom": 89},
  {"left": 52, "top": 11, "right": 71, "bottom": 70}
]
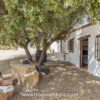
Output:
[{"left": 0, "top": 57, "right": 100, "bottom": 100}]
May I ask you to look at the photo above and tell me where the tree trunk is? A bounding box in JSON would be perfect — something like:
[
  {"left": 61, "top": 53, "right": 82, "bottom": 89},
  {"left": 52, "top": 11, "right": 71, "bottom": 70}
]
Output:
[
  {"left": 36, "top": 41, "right": 50, "bottom": 68},
  {"left": 35, "top": 50, "right": 42, "bottom": 63},
  {"left": 38, "top": 48, "right": 47, "bottom": 66},
  {"left": 24, "top": 45, "right": 33, "bottom": 62}
]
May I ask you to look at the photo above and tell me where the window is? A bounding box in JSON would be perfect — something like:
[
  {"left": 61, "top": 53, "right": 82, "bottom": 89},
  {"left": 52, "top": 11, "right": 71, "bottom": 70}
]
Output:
[
  {"left": 68, "top": 39, "right": 74, "bottom": 52},
  {"left": 95, "top": 35, "right": 100, "bottom": 60}
]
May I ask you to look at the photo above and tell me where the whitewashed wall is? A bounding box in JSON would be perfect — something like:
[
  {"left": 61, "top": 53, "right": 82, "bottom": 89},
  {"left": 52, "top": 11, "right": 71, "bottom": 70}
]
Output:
[
  {"left": 65, "top": 24, "right": 100, "bottom": 77},
  {"left": 50, "top": 40, "right": 67, "bottom": 53},
  {"left": 50, "top": 41, "right": 61, "bottom": 52}
]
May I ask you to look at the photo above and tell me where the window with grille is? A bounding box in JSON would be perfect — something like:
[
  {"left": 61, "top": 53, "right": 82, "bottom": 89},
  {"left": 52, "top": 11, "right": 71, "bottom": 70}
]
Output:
[
  {"left": 68, "top": 39, "right": 74, "bottom": 52},
  {"left": 95, "top": 35, "right": 100, "bottom": 60}
]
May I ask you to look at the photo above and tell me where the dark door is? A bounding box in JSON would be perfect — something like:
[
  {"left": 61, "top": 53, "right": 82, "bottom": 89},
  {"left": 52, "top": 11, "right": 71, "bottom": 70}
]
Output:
[{"left": 80, "top": 38, "right": 88, "bottom": 69}]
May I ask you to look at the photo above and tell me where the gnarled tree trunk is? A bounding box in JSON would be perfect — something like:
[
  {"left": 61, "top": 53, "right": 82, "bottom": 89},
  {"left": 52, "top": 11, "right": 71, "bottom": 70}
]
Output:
[
  {"left": 38, "top": 48, "right": 47, "bottom": 66},
  {"left": 23, "top": 45, "right": 33, "bottom": 62},
  {"left": 35, "top": 49, "right": 47, "bottom": 64},
  {"left": 35, "top": 50, "right": 42, "bottom": 63},
  {"left": 35, "top": 40, "right": 50, "bottom": 66}
]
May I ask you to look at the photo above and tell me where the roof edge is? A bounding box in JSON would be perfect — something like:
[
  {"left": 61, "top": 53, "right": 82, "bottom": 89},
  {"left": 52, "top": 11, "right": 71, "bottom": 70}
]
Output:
[{"left": 71, "top": 23, "right": 93, "bottom": 32}]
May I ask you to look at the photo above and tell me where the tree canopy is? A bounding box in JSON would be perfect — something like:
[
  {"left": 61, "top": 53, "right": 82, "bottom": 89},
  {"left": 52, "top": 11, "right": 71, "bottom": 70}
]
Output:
[{"left": 0, "top": 0, "right": 99, "bottom": 49}]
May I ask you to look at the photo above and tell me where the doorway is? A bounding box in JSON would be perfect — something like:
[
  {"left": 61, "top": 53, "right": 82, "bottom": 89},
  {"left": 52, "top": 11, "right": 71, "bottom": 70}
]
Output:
[{"left": 80, "top": 37, "right": 88, "bottom": 69}]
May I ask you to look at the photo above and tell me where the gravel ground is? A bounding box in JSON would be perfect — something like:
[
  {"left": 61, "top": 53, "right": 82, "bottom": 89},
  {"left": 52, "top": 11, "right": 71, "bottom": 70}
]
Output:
[{"left": 0, "top": 57, "right": 100, "bottom": 100}]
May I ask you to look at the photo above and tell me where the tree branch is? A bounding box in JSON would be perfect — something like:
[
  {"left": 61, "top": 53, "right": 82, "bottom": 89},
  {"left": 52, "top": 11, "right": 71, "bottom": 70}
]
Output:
[
  {"left": 50, "top": 30, "right": 68, "bottom": 44},
  {"left": 26, "top": 38, "right": 31, "bottom": 46}
]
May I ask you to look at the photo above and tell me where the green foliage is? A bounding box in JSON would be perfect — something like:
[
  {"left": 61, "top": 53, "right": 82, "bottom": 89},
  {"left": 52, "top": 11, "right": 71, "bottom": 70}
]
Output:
[
  {"left": 0, "top": 0, "right": 99, "bottom": 49},
  {"left": 86, "top": 0, "right": 100, "bottom": 23}
]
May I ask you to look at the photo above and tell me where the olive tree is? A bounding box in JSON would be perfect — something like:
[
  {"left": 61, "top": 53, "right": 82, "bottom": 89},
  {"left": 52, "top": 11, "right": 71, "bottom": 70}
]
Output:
[{"left": 0, "top": 0, "right": 99, "bottom": 67}]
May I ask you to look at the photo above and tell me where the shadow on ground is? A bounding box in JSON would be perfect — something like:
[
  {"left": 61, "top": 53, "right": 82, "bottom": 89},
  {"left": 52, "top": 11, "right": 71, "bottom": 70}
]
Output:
[{"left": 0, "top": 58, "right": 100, "bottom": 100}]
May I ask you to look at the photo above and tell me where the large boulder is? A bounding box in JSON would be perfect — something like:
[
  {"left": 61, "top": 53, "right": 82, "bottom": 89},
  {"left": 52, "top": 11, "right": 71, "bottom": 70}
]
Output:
[{"left": 10, "top": 61, "right": 39, "bottom": 90}]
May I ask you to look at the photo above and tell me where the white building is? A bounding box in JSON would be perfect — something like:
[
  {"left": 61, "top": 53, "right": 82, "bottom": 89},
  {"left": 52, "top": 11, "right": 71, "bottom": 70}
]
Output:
[
  {"left": 50, "top": 40, "right": 66, "bottom": 53},
  {"left": 51, "top": 23, "right": 100, "bottom": 77}
]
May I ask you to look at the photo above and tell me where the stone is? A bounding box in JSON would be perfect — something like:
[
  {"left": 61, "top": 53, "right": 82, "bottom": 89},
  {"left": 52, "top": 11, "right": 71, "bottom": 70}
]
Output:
[
  {"left": 21, "top": 70, "right": 39, "bottom": 91},
  {"left": 10, "top": 61, "right": 39, "bottom": 90},
  {"left": 11, "top": 61, "right": 35, "bottom": 81},
  {"left": 11, "top": 61, "right": 35, "bottom": 74},
  {"left": 37, "top": 66, "right": 50, "bottom": 75},
  {"left": 22, "top": 59, "right": 30, "bottom": 64}
]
